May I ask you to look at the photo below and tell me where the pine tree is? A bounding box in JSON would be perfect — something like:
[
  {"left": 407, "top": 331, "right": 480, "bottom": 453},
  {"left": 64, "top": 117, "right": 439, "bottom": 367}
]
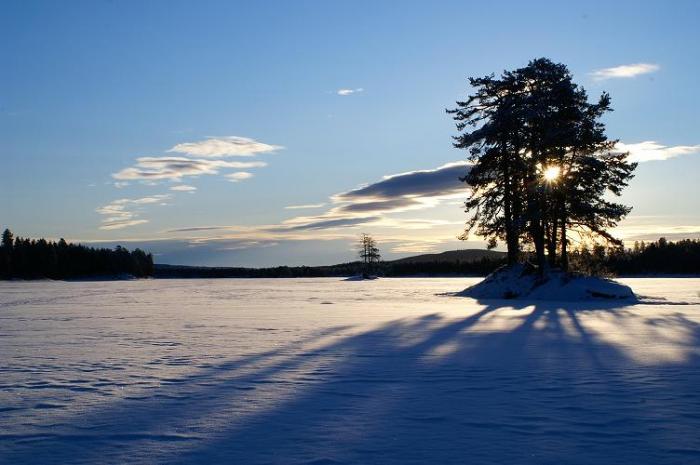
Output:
[
  {"left": 448, "top": 71, "right": 527, "bottom": 265},
  {"left": 0, "top": 228, "right": 13, "bottom": 278},
  {"left": 450, "top": 58, "right": 636, "bottom": 273},
  {"left": 358, "top": 234, "right": 381, "bottom": 275}
]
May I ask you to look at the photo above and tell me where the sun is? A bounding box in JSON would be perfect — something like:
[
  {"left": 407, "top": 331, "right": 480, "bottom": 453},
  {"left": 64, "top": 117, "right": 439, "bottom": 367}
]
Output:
[{"left": 543, "top": 165, "right": 561, "bottom": 182}]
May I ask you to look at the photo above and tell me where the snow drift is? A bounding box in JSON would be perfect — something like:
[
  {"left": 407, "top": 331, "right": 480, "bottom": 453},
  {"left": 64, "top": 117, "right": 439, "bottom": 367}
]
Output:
[{"left": 460, "top": 264, "right": 636, "bottom": 301}]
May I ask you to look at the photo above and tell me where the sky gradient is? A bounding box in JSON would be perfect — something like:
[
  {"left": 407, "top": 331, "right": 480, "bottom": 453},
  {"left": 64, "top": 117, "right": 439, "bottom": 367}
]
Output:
[{"left": 2, "top": 0, "right": 699, "bottom": 266}]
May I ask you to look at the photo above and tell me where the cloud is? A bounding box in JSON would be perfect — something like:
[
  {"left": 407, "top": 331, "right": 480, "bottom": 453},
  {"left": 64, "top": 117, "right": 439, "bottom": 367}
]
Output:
[
  {"left": 105, "top": 135, "right": 278, "bottom": 226},
  {"left": 590, "top": 63, "right": 659, "bottom": 81},
  {"left": 626, "top": 230, "right": 700, "bottom": 242},
  {"left": 131, "top": 195, "right": 171, "bottom": 205},
  {"left": 217, "top": 240, "right": 280, "bottom": 251},
  {"left": 165, "top": 226, "right": 230, "bottom": 233},
  {"left": 96, "top": 195, "right": 171, "bottom": 230},
  {"left": 285, "top": 203, "right": 326, "bottom": 210},
  {"left": 228, "top": 161, "right": 472, "bottom": 236},
  {"left": 335, "top": 198, "right": 420, "bottom": 214},
  {"left": 333, "top": 161, "right": 470, "bottom": 204},
  {"left": 226, "top": 171, "right": 254, "bottom": 182},
  {"left": 337, "top": 88, "right": 363, "bottom": 96},
  {"left": 124, "top": 160, "right": 473, "bottom": 257},
  {"left": 387, "top": 238, "right": 455, "bottom": 254},
  {"left": 616, "top": 141, "right": 700, "bottom": 163},
  {"left": 99, "top": 219, "right": 149, "bottom": 230},
  {"left": 113, "top": 157, "right": 267, "bottom": 181},
  {"left": 170, "top": 184, "right": 197, "bottom": 192},
  {"left": 268, "top": 161, "right": 470, "bottom": 232},
  {"left": 285, "top": 216, "right": 381, "bottom": 231},
  {"left": 168, "top": 136, "right": 282, "bottom": 157},
  {"left": 369, "top": 218, "right": 462, "bottom": 230}
]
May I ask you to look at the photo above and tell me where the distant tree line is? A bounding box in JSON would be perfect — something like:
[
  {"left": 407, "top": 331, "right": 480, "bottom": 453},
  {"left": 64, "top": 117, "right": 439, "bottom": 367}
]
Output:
[
  {"left": 155, "top": 263, "right": 361, "bottom": 279},
  {"left": 0, "top": 228, "right": 154, "bottom": 279},
  {"left": 382, "top": 256, "right": 506, "bottom": 276},
  {"left": 154, "top": 238, "right": 700, "bottom": 279},
  {"left": 567, "top": 238, "right": 700, "bottom": 276},
  {"left": 154, "top": 256, "right": 507, "bottom": 279}
]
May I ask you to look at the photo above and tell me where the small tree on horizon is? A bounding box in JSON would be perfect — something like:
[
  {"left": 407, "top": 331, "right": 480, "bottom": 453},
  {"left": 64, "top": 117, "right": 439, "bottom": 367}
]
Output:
[{"left": 358, "top": 233, "right": 381, "bottom": 275}]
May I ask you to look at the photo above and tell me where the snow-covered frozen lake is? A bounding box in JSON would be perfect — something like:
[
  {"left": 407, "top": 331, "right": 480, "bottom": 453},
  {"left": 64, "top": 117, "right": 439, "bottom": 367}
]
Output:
[{"left": 1, "top": 278, "right": 699, "bottom": 465}]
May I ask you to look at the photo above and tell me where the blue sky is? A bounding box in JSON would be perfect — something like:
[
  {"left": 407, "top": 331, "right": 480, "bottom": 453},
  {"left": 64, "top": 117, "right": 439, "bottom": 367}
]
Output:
[{"left": 2, "top": 0, "right": 699, "bottom": 266}]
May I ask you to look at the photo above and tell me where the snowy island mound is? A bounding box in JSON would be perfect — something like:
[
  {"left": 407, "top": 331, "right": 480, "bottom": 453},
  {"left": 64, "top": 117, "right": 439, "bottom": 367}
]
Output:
[
  {"left": 460, "top": 264, "right": 635, "bottom": 301},
  {"left": 344, "top": 273, "right": 380, "bottom": 281}
]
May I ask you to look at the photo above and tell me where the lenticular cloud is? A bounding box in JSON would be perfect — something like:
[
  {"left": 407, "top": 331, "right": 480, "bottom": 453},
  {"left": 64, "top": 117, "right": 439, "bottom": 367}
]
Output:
[{"left": 168, "top": 136, "right": 283, "bottom": 157}]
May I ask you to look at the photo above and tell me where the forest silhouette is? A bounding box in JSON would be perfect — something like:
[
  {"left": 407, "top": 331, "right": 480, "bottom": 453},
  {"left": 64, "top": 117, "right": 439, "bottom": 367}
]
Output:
[{"left": 0, "top": 228, "right": 154, "bottom": 280}]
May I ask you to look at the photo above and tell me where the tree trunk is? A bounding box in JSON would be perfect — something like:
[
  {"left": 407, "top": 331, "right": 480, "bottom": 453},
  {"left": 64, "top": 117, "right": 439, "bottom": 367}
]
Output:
[
  {"left": 536, "top": 188, "right": 547, "bottom": 275},
  {"left": 547, "top": 216, "right": 558, "bottom": 267},
  {"left": 532, "top": 220, "right": 546, "bottom": 275},
  {"left": 511, "top": 174, "right": 523, "bottom": 264},
  {"left": 560, "top": 214, "right": 568, "bottom": 272},
  {"left": 503, "top": 169, "right": 516, "bottom": 265}
]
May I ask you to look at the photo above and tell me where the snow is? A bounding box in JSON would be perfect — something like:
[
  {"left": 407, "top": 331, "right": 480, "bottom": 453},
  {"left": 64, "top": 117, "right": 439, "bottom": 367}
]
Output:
[
  {"left": 1, "top": 277, "right": 699, "bottom": 464},
  {"left": 460, "top": 264, "right": 636, "bottom": 301}
]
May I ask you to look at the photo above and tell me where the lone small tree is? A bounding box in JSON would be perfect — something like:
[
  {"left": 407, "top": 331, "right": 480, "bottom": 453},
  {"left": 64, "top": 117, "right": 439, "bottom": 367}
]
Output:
[{"left": 358, "top": 233, "right": 381, "bottom": 276}]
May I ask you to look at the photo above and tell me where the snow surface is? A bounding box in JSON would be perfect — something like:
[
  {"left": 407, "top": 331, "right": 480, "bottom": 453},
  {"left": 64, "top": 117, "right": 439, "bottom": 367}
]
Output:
[
  {"left": 1, "top": 277, "right": 699, "bottom": 465},
  {"left": 460, "top": 264, "right": 636, "bottom": 301}
]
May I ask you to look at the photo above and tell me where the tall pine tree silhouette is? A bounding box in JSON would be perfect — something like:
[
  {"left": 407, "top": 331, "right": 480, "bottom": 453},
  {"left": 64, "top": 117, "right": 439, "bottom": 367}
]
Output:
[{"left": 449, "top": 58, "right": 636, "bottom": 272}]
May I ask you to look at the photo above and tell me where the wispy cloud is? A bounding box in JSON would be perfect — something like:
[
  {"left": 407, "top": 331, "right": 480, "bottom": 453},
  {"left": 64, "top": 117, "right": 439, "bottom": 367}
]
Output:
[
  {"left": 337, "top": 88, "right": 363, "bottom": 96},
  {"left": 226, "top": 171, "right": 254, "bottom": 182},
  {"left": 590, "top": 63, "right": 659, "bottom": 81},
  {"left": 160, "top": 160, "right": 472, "bottom": 257},
  {"left": 616, "top": 141, "right": 700, "bottom": 163},
  {"left": 169, "top": 136, "right": 282, "bottom": 157},
  {"left": 99, "top": 219, "right": 150, "bottom": 230},
  {"left": 170, "top": 184, "right": 197, "bottom": 192},
  {"left": 167, "top": 161, "right": 470, "bottom": 239},
  {"left": 130, "top": 195, "right": 171, "bottom": 205},
  {"left": 102, "top": 136, "right": 279, "bottom": 230},
  {"left": 284, "top": 203, "right": 326, "bottom": 210},
  {"left": 264, "top": 161, "right": 470, "bottom": 235},
  {"left": 333, "top": 161, "right": 469, "bottom": 205},
  {"left": 96, "top": 195, "right": 171, "bottom": 230},
  {"left": 614, "top": 216, "right": 700, "bottom": 243},
  {"left": 285, "top": 216, "right": 381, "bottom": 231},
  {"left": 113, "top": 157, "right": 267, "bottom": 181},
  {"left": 96, "top": 158, "right": 472, "bottom": 258},
  {"left": 110, "top": 135, "right": 276, "bottom": 190}
]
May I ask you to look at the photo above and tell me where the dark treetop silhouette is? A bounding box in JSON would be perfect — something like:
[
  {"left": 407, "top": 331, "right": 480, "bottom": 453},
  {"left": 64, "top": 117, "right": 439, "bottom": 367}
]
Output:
[{"left": 448, "top": 58, "right": 637, "bottom": 273}]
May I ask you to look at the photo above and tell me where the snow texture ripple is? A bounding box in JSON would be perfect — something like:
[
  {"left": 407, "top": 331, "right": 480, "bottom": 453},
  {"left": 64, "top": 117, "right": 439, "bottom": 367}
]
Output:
[{"left": 1, "top": 278, "right": 699, "bottom": 464}]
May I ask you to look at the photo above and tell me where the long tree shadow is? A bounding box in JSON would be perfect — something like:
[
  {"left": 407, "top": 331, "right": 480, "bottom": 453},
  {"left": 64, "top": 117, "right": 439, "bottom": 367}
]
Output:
[{"left": 3, "top": 301, "right": 700, "bottom": 465}]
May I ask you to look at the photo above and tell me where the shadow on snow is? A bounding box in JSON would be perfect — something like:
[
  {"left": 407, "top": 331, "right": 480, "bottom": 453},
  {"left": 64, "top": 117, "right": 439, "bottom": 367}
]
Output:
[{"left": 3, "top": 300, "right": 700, "bottom": 465}]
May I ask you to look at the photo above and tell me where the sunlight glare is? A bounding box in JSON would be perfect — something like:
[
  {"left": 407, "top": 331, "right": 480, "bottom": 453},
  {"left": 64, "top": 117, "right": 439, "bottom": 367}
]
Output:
[{"left": 543, "top": 165, "right": 561, "bottom": 182}]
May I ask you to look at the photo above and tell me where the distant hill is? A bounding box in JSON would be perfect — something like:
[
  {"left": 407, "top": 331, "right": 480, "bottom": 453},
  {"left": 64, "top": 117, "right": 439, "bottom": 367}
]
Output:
[
  {"left": 391, "top": 249, "right": 506, "bottom": 265},
  {"left": 154, "top": 249, "right": 506, "bottom": 279},
  {"left": 152, "top": 239, "right": 700, "bottom": 279}
]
